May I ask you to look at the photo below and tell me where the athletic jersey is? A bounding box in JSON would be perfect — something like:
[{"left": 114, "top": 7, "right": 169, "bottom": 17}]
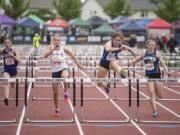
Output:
[
  {"left": 143, "top": 50, "right": 160, "bottom": 75},
  {"left": 50, "top": 45, "right": 68, "bottom": 72},
  {"left": 101, "top": 40, "right": 123, "bottom": 61},
  {"left": 2, "top": 47, "right": 18, "bottom": 74}
]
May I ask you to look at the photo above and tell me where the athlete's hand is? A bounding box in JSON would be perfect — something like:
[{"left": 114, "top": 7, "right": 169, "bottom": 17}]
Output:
[
  {"left": 77, "top": 63, "right": 84, "bottom": 70},
  {"left": 167, "top": 71, "right": 172, "bottom": 77},
  {"left": 119, "top": 46, "right": 125, "bottom": 50},
  {"left": 128, "top": 61, "right": 135, "bottom": 66}
]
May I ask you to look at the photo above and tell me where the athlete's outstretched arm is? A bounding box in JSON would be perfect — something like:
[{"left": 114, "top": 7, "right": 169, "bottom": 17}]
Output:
[
  {"left": 156, "top": 51, "right": 171, "bottom": 76},
  {"left": 12, "top": 47, "right": 20, "bottom": 62},
  {"left": 124, "top": 46, "right": 137, "bottom": 56},
  {"left": 64, "top": 48, "right": 83, "bottom": 69},
  {"left": 129, "top": 54, "right": 143, "bottom": 66}
]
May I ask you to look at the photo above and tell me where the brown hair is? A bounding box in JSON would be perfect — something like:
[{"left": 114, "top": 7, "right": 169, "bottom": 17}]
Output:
[
  {"left": 113, "top": 32, "right": 124, "bottom": 39},
  {"left": 146, "top": 38, "right": 156, "bottom": 45}
]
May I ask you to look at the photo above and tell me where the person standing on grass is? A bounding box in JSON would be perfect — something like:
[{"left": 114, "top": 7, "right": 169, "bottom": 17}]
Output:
[
  {"left": 97, "top": 32, "right": 136, "bottom": 93},
  {"left": 129, "top": 39, "right": 171, "bottom": 117},
  {"left": 44, "top": 34, "right": 83, "bottom": 117},
  {"left": 0, "top": 38, "right": 20, "bottom": 106}
]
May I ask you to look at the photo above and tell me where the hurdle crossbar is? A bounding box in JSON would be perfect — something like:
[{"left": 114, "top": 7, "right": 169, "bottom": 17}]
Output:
[
  {"left": 135, "top": 79, "right": 180, "bottom": 124},
  {"left": 0, "top": 78, "right": 19, "bottom": 123},
  {"left": 24, "top": 78, "right": 76, "bottom": 123}
]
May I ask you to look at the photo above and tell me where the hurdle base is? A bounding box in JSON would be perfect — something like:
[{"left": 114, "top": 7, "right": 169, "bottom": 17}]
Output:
[
  {"left": 0, "top": 119, "right": 17, "bottom": 123},
  {"left": 134, "top": 119, "right": 180, "bottom": 124},
  {"left": 32, "top": 97, "right": 109, "bottom": 101},
  {"left": 112, "top": 98, "right": 148, "bottom": 101},
  {"left": 25, "top": 118, "right": 74, "bottom": 123},
  {"left": 81, "top": 118, "right": 130, "bottom": 123},
  {"left": 0, "top": 97, "right": 24, "bottom": 101}
]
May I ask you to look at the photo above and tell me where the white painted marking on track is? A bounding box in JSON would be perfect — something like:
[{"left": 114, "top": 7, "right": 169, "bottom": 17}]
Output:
[
  {"left": 16, "top": 83, "right": 32, "bottom": 135},
  {"left": 130, "top": 72, "right": 180, "bottom": 118},
  {"left": 62, "top": 83, "right": 84, "bottom": 135},
  {"left": 79, "top": 69, "right": 147, "bottom": 135}
]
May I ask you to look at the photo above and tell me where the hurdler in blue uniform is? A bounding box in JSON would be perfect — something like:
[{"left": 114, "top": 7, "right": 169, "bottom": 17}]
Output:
[
  {"left": 143, "top": 49, "right": 161, "bottom": 78},
  {"left": 129, "top": 39, "right": 171, "bottom": 117},
  {"left": 97, "top": 32, "right": 136, "bottom": 93},
  {"left": 0, "top": 38, "right": 19, "bottom": 105}
]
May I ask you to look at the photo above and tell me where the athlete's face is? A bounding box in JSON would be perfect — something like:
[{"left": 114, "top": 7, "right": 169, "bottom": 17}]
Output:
[
  {"left": 4, "top": 39, "right": 12, "bottom": 49},
  {"left": 113, "top": 37, "right": 122, "bottom": 47},
  {"left": 53, "top": 37, "right": 61, "bottom": 47},
  {"left": 147, "top": 40, "right": 156, "bottom": 52}
]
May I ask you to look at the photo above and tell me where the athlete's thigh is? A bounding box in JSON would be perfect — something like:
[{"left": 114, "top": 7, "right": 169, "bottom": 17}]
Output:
[
  {"left": 109, "top": 60, "right": 119, "bottom": 71},
  {"left": 97, "top": 66, "right": 108, "bottom": 78},
  {"left": 61, "top": 69, "right": 69, "bottom": 78},
  {"left": 2, "top": 72, "right": 10, "bottom": 78}
]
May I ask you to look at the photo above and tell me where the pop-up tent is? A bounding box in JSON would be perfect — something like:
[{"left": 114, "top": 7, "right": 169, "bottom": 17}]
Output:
[
  {"left": 87, "top": 15, "right": 107, "bottom": 28},
  {"left": 69, "top": 18, "right": 89, "bottom": 27},
  {"left": 92, "top": 23, "right": 116, "bottom": 35},
  {"left": 0, "top": 14, "right": 15, "bottom": 25},
  {"left": 47, "top": 17, "right": 68, "bottom": 28},
  {"left": 147, "top": 18, "right": 172, "bottom": 37}
]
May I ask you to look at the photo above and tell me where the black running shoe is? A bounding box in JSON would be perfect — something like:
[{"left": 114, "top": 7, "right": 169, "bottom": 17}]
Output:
[
  {"left": 4, "top": 98, "right": 9, "bottom": 106},
  {"left": 104, "top": 86, "right": 110, "bottom": 94}
]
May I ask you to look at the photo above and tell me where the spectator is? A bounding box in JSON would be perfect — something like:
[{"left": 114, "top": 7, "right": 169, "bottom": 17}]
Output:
[{"left": 167, "top": 34, "right": 178, "bottom": 53}]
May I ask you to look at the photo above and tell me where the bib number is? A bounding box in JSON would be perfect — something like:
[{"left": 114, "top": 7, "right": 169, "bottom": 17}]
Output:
[
  {"left": 5, "top": 58, "right": 15, "bottom": 65},
  {"left": 145, "top": 63, "right": 154, "bottom": 70}
]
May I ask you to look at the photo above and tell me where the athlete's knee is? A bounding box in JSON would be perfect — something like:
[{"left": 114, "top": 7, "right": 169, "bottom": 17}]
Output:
[{"left": 97, "top": 82, "right": 102, "bottom": 87}]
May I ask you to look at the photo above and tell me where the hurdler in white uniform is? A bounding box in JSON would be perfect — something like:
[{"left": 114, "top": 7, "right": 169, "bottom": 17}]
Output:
[
  {"left": 50, "top": 45, "right": 68, "bottom": 73},
  {"left": 44, "top": 34, "right": 82, "bottom": 117}
]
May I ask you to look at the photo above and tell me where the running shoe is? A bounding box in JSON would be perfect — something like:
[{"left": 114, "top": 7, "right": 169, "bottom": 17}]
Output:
[
  {"left": 64, "top": 93, "right": 69, "bottom": 103},
  {"left": 104, "top": 86, "right": 110, "bottom": 94},
  {"left": 4, "top": 98, "right": 9, "bottom": 106},
  {"left": 53, "top": 109, "right": 60, "bottom": 117},
  {"left": 120, "top": 68, "right": 127, "bottom": 78},
  {"left": 152, "top": 110, "right": 158, "bottom": 117}
]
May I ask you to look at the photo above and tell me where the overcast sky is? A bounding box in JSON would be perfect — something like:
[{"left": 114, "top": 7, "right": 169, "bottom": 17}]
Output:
[{"left": 81, "top": 0, "right": 85, "bottom": 3}]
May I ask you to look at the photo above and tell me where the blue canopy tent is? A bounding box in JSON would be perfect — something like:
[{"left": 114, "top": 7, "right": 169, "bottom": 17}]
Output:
[
  {"left": 110, "top": 16, "right": 128, "bottom": 24},
  {"left": 17, "top": 17, "right": 40, "bottom": 27},
  {"left": 87, "top": 15, "right": 107, "bottom": 29},
  {"left": 120, "top": 20, "right": 146, "bottom": 36},
  {"left": 136, "top": 19, "right": 153, "bottom": 28}
]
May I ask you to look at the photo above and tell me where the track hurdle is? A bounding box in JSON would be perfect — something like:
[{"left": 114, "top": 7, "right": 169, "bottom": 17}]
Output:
[
  {"left": 135, "top": 78, "right": 180, "bottom": 124},
  {"left": 23, "top": 78, "right": 76, "bottom": 123},
  {"left": 80, "top": 78, "right": 131, "bottom": 123},
  {"left": 0, "top": 78, "right": 20, "bottom": 123}
]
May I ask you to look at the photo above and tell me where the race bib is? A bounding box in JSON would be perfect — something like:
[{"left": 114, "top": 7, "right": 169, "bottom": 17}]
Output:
[
  {"left": 145, "top": 63, "right": 154, "bottom": 70},
  {"left": 52, "top": 55, "right": 62, "bottom": 65},
  {"left": 106, "top": 53, "right": 115, "bottom": 61},
  {"left": 5, "top": 58, "right": 15, "bottom": 65}
]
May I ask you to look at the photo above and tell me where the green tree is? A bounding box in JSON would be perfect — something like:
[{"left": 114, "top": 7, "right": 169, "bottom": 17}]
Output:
[
  {"left": 150, "top": 0, "right": 164, "bottom": 8},
  {"left": 53, "top": 0, "right": 81, "bottom": 21},
  {"left": 26, "top": 9, "right": 56, "bottom": 22},
  {"left": 1, "top": 0, "right": 30, "bottom": 19},
  {"left": 154, "top": 0, "right": 180, "bottom": 22},
  {"left": 104, "top": 0, "right": 131, "bottom": 19}
]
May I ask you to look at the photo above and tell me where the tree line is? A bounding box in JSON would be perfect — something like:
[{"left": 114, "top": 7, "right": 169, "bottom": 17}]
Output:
[{"left": 0, "top": 0, "right": 179, "bottom": 22}]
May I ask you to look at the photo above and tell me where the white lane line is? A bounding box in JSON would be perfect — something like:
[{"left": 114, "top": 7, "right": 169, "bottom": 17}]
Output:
[
  {"left": 62, "top": 83, "right": 84, "bottom": 135},
  {"left": 164, "top": 86, "right": 180, "bottom": 95},
  {"left": 80, "top": 70, "right": 147, "bottom": 135},
  {"left": 16, "top": 83, "right": 32, "bottom": 135},
  {"left": 131, "top": 72, "right": 180, "bottom": 118},
  {"left": 69, "top": 100, "right": 84, "bottom": 135}
]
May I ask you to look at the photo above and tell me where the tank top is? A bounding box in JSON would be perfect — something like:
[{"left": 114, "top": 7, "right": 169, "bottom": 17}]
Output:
[
  {"left": 2, "top": 47, "right": 17, "bottom": 73},
  {"left": 50, "top": 45, "right": 68, "bottom": 72},
  {"left": 143, "top": 50, "right": 160, "bottom": 75},
  {"left": 101, "top": 40, "right": 123, "bottom": 61}
]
